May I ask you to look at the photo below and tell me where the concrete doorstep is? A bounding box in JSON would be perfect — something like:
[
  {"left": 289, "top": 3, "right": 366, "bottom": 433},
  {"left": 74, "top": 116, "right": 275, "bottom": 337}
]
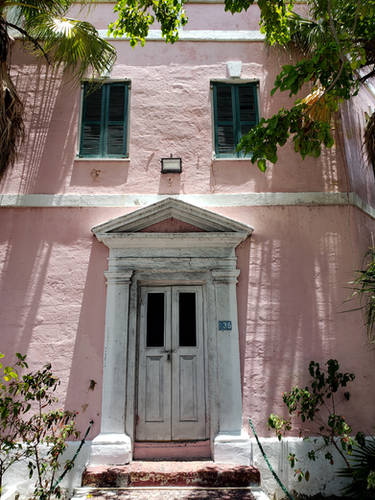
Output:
[
  {"left": 74, "top": 462, "right": 270, "bottom": 499},
  {"left": 82, "top": 462, "right": 260, "bottom": 488},
  {"left": 71, "top": 486, "right": 271, "bottom": 499}
]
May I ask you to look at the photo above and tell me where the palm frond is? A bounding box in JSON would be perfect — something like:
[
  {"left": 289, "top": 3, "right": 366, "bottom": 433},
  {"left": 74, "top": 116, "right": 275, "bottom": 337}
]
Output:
[
  {"left": 347, "top": 248, "right": 375, "bottom": 343},
  {"left": 0, "top": 0, "right": 116, "bottom": 178},
  {"left": 24, "top": 13, "right": 116, "bottom": 79},
  {"left": 364, "top": 110, "right": 375, "bottom": 177},
  {"left": 338, "top": 439, "right": 375, "bottom": 498},
  {"left": 0, "top": 17, "right": 24, "bottom": 179}
]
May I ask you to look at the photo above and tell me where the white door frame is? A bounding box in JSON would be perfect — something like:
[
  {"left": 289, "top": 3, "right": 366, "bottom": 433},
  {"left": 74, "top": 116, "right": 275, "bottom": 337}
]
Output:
[{"left": 89, "top": 198, "right": 253, "bottom": 466}]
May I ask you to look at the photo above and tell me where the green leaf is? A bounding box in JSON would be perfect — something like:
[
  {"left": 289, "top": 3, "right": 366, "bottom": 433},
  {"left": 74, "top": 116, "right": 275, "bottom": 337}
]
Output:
[{"left": 258, "top": 158, "right": 267, "bottom": 172}]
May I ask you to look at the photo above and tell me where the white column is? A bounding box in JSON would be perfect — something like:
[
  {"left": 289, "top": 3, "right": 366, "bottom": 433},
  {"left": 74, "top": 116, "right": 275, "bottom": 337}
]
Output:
[
  {"left": 212, "top": 269, "right": 251, "bottom": 465},
  {"left": 89, "top": 270, "right": 133, "bottom": 465}
]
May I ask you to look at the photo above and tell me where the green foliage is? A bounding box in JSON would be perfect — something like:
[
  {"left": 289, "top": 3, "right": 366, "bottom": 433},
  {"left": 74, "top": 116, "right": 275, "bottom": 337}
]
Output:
[
  {"left": 338, "top": 438, "right": 375, "bottom": 498},
  {"left": 0, "top": 0, "right": 117, "bottom": 179},
  {"left": 224, "top": 0, "right": 296, "bottom": 46},
  {"left": 109, "top": 0, "right": 187, "bottom": 46},
  {"left": 0, "top": 353, "right": 80, "bottom": 499},
  {"left": 0, "top": 353, "right": 28, "bottom": 494},
  {"left": 1, "top": 1, "right": 116, "bottom": 79},
  {"left": 238, "top": 104, "right": 334, "bottom": 168},
  {"left": 268, "top": 359, "right": 358, "bottom": 483},
  {"left": 347, "top": 248, "right": 375, "bottom": 344},
  {"left": 227, "top": 0, "right": 375, "bottom": 171}
]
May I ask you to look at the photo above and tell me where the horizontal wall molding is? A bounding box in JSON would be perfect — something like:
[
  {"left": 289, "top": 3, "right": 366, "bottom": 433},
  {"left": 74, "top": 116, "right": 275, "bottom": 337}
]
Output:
[
  {"left": 0, "top": 192, "right": 374, "bottom": 218},
  {"left": 99, "top": 29, "right": 265, "bottom": 42}
]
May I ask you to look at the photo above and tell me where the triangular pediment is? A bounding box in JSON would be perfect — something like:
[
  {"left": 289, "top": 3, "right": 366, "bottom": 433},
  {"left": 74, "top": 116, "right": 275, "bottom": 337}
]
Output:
[{"left": 92, "top": 198, "right": 253, "bottom": 235}]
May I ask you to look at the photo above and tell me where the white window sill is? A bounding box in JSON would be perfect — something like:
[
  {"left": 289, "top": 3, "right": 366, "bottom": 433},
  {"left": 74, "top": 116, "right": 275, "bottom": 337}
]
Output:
[
  {"left": 212, "top": 157, "right": 253, "bottom": 162},
  {"left": 74, "top": 157, "right": 130, "bottom": 162}
]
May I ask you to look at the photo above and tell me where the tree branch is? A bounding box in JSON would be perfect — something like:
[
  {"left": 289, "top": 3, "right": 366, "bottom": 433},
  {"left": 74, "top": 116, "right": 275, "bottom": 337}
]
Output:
[
  {"left": 359, "top": 68, "right": 375, "bottom": 83},
  {"left": 4, "top": 21, "right": 50, "bottom": 65}
]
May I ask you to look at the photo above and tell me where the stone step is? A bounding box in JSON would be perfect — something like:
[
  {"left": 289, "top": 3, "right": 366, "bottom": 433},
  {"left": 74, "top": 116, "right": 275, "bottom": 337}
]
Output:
[
  {"left": 72, "top": 486, "right": 270, "bottom": 500},
  {"left": 82, "top": 462, "right": 261, "bottom": 488}
]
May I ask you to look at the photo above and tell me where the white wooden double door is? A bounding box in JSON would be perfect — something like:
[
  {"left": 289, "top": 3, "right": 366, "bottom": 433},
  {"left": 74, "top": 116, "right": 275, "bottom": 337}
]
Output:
[{"left": 136, "top": 286, "right": 207, "bottom": 441}]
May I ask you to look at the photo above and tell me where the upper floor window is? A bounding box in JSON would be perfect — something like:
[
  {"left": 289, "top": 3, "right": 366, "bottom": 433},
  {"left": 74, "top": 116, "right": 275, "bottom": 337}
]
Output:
[
  {"left": 212, "top": 82, "right": 259, "bottom": 158},
  {"left": 79, "top": 82, "right": 129, "bottom": 158}
]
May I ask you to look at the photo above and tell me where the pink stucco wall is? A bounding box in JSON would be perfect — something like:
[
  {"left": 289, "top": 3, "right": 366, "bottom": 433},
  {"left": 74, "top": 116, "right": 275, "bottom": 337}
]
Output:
[
  {"left": 1, "top": 205, "right": 374, "bottom": 438},
  {"left": 1, "top": 2, "right": 349, "bottom": 195},
  {"left": 1, "top": 2, "right": 374, "bottom": 445}
]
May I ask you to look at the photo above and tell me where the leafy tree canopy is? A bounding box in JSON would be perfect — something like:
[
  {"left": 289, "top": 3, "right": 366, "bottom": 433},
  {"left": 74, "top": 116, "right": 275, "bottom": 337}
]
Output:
[
  {"left": 111, "top": 0, "right": 375, "bottom": 172},
  {"left": 223, "top": 0, "right": 375, "bottom": 172},
  {"left": 109, "top": 0, "right": 187, "bottom": 46}
]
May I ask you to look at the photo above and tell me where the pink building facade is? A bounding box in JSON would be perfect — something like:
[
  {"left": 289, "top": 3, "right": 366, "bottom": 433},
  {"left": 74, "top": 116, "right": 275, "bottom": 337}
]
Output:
[{"left": 1, "top": 1, "right": 375, "bottom": 497}]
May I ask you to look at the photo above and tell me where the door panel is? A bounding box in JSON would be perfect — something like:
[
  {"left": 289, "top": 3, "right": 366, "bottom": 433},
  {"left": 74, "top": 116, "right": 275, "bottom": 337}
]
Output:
[
  {"left": 145, "top": 355, "right": 165, "bottom": 422},
  {"left": 178, "top": 355, "right": 198, "bottom": 421},
  {"left": 137, "top": 288, "right": 172, "bottom": 440},
  {"left": 172, "top": 286, "right": 206, "bottom": 440},
  {"left": 136, "top": 285, "right": 206, "bottom": 441}
]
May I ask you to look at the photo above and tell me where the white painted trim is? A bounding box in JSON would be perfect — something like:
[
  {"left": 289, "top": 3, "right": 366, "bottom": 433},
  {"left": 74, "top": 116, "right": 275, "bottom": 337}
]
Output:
[
  {"left": 99, "top": 29, "right": 265, "bottom": 42},
  {"left": 0, "top": 192, "right": 374, "bottom": 217},
  {"left": 91, "top": 198, "right": 251, "bottom": 466},
  {"left": 74, "top": 157, "right": 130, "bottom": 162},
  {"left": 92, "top": 197, "right": 253, "bottom": 234}
]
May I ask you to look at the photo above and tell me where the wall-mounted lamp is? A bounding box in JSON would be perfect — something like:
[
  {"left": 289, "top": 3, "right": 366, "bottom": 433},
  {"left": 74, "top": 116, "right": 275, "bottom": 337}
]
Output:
[{"left": 161, "top": 155, "right": 182, "bottom": 173}]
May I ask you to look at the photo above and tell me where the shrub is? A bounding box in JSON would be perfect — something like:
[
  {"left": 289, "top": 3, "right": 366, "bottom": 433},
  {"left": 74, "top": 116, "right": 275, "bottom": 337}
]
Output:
[{"left": 0, "top": 353, "right": 79, "bottom": 499}]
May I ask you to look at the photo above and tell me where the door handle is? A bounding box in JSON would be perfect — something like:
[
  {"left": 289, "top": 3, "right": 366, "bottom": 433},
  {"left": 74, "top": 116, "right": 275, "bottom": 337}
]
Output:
[{"left": 163, "top": 349, "right": 174, "bottom": 361}]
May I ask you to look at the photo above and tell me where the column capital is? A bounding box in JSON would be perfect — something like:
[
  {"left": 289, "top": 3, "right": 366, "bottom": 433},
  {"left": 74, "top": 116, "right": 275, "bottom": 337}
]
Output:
[
  {"left": 212, "top": 269, "right": 240, "bottom": 284},
  {"left": 105, "top": 270, "right": 134, "bottom": 285}
]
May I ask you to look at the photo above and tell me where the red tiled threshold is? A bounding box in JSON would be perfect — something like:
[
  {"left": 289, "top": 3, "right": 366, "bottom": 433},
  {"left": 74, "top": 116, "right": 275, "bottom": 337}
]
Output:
[{"left": 82, "top": 462, "right": 261, "bottom": 488}]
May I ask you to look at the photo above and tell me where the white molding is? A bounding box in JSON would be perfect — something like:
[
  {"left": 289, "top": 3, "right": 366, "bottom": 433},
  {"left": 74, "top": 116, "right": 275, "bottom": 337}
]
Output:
[
  {"left": 74, "top": 157, "right": 130, "bottom": 163},
  {"left": 0, "top": 192, "right": 374, "bottom": 218},
  {"left": 99, "top": 29, "right": 265, "bottom": 42},
  {"left": 92, "top": 197, "right": 253, "bottom": 234},
  {"left": 90, "top": 198, "right": 252, "bottom": 466}
]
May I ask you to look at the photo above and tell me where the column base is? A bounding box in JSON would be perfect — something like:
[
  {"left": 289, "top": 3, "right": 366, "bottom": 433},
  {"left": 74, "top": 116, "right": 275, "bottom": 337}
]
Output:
[
  {"left": 214, "top": 431, "right": 251, "bottom": 465},
  {"left": 89, "top": 433, "right": 132, "bottom": 465}
]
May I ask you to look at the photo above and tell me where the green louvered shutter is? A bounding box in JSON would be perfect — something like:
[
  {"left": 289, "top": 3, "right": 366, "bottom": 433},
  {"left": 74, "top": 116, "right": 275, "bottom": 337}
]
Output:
[
  {"left": 80, "top": 85, "right": 103, "bottom": 157},
  {"left": 236, "top": 84, "right": 258, "bottom": 146},
  {"left": 80, "top": 82, "right": 129, "bottom": 158},
  {"left": 214, "top": 84, "right": 236, "bottom": 156},
  {"left": 106, "top": 83, "right": 128, "bottom": 156},
  {"left": 213, "top": 82, "right": 258, "bottom": 157}
]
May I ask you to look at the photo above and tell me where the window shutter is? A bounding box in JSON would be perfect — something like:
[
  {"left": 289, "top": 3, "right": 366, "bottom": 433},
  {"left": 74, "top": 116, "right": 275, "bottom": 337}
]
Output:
[
  {"left": 214, "top": 85, "right": 235, "bottom": 155},
  {"left": 79, "top": 82, "right": 129, "bottom": 158},
  {"left": 80, "top": 85, "right": 103, "bottom": 157},
  {"left": 213, "top": 82, "right": 258, "bottom": 157},
  {"left": 106, "top": 84, "right": 127, "bottom": 156},
  {"left": 237, "top": 85, "right": 258, "bottom": 141}
]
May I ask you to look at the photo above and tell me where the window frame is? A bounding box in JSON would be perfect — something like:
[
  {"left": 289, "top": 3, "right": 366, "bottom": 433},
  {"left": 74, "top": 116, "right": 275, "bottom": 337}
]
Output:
[
  {"left": 78, "top": 80, "right": 130, "bottom": 159},
  {"left": 211, "top": 81, "right": 259, "bottom": 159}
]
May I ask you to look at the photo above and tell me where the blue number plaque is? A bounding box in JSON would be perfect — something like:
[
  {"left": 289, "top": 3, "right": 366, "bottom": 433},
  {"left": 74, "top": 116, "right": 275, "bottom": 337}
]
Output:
[{"left": 218, "top": 321, "right": 232, "bottom": 331}]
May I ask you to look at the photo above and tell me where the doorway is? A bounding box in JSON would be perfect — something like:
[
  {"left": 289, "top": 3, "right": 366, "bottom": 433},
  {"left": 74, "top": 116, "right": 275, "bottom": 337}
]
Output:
[{"left": 136, "top": 285, "right": 207, "bottom": 442}]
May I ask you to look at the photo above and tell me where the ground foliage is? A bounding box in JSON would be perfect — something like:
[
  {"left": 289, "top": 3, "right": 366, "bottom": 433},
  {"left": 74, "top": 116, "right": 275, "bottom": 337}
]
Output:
[
  {"left": 0, "top": 353, "right": 80, "bottom": 499},
  {"left": 338, "top": 438, "right": 375, "bottom": 498},
  {"left": 347, "top": 248, "right": 375, "bottom": 344},
  {"left": 268, "top": 360, "right": 366, "bottom": 486}
]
